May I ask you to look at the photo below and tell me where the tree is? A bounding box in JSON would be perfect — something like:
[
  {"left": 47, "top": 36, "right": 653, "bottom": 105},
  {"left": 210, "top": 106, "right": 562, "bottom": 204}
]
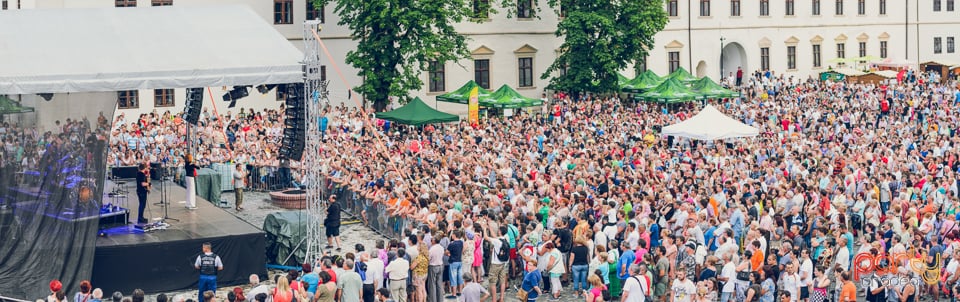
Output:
[
  {"left": 316, "top": 0, "right": 476, "bottom": 112},
  {"left": 542, "top": 0, "right": 668, "bottom": 95}
]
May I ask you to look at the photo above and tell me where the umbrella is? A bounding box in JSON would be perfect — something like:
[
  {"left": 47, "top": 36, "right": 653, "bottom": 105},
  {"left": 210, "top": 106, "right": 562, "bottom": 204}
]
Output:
[{"left": 854, "top": 55, "right": 881, "bottom": 63}]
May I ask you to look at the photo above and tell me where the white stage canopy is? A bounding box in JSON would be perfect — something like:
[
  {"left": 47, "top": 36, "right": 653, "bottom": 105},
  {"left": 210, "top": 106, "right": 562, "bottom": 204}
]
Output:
[
  {"left": 662, "top": 105, "right": 759, "bottom": 140},
  {"left": 0, "top": 5, "right": 304, "bottom": 94}
]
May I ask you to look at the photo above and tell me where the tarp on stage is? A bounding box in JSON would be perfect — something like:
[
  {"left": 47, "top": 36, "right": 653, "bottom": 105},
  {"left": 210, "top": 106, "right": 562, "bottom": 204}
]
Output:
[{"left": 0, "top": 5, "right": 304, "bottom": 94}]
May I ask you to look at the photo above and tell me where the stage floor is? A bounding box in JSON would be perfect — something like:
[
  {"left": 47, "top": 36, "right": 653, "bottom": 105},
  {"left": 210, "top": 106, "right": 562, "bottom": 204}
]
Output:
[{"left": 92, "top": 179, "right": 266, "bottom": 295}]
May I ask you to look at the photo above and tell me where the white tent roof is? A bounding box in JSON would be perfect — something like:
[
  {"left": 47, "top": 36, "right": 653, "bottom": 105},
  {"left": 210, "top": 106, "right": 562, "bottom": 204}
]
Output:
[
  {"left": 662, "top": 105, "right": 759, "bottom": 140},
  {"left": 0, "top": 5, "right": 304, "bottom": 94}
]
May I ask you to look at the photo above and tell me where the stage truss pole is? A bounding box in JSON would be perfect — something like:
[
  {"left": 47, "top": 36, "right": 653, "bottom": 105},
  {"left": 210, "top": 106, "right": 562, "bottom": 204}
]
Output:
[{"left": 303, "top": 20, "right": 329, "bottom": 266}]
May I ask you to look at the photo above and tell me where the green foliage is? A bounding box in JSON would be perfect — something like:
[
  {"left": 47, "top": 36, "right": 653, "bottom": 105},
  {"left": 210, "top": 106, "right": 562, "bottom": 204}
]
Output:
[
  {"left": 316, "top": 0, "right": 475, "bottom": 112},
  {"left": 542, "top": 0, "right": 668, "bottom": 94}
]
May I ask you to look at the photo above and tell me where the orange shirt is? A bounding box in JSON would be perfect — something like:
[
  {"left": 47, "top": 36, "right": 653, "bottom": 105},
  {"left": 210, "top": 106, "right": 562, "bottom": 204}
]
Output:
[
  {"left": 840, "top": 281, "right": 857, "bottom": 302},
  {"left": 750, "top": 250, "right": 764, "bottom": 271}
]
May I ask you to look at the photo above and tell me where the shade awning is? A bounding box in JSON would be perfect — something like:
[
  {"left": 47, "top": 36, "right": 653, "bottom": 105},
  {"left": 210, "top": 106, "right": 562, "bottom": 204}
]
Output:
[
  {"left": 0, "top": 5, "right": 304, "bottom": 94},
  {"left": 375, "top": 97, "right": 459, "bottom": 126},
  {"left": 661, "top": 105, "right": 759, "bottom": 140}
]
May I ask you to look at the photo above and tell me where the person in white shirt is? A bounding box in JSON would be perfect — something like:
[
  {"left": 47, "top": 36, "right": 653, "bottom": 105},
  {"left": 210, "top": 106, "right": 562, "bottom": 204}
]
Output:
[
  {"left": 782, "top": 264, "right": 802, "bottom": 302},
  {"left": 622, "top": 264, "right": 648, "bottom": 302},
  {"left": 834, "top": 237, "right": 850, "bottom": 273},
  {"left": 799, "top": 249, "right": 814, "bottom": 301},
  {"left": 670, "top": 267, "right": 697, "bottom": 302},
  {"left": 719, "top": 252, "right": 737, "bottom": 302},
  {"left": 232, "top": 163, "right": 246, "bottom": 211},
  {"left": 384, "top": 249, "right": 409, "bottom": 302},
  {"left": 365, "top": 252, "right": 385, "bottom": 293},
  {"left": 627, "top": 223, "right": 641, "bottom": 250}
]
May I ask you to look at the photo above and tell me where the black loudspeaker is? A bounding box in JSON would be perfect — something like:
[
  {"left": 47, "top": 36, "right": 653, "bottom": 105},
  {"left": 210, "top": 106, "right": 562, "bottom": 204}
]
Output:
[
  {"left": 280, "top": 83, "right": 305, "bottom": 160},
  {"left": 183, "top": 88, "right": 204, "bottom": 125}
]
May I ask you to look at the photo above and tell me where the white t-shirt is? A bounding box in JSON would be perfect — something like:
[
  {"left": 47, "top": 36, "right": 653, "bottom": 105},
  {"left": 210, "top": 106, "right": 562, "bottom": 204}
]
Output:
[
  {"left": 800, "top": 258, "right": 814, "bottom": 286},
  {"left": 491, "top": 236, "right": 506, "bottom": 265},
  {"left": 623, "top": 276, "right": 647, "bottom": 302},
  {"left": 627, "top": 231, "right": 641, "bottom": 250},
  {"left": 721, "top": 262, "right": 737, "bottom": 293},
  {"left": 671, "top": 279, "right": 696, "bottom": 302}
]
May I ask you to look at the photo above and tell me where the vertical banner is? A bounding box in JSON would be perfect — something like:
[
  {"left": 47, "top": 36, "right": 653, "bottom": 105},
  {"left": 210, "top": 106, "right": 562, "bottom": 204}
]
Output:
[{"left": 468, "top": 87, "right": 479, "bottom": 125}]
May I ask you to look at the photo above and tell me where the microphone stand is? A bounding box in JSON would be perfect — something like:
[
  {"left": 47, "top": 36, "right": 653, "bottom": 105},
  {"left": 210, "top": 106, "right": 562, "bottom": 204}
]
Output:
[{"left": 158, "top": 160, "right": 178, "bottom": 223}]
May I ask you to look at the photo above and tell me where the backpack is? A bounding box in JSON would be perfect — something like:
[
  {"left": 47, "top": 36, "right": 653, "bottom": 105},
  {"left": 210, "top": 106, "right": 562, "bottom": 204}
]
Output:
[
  {"left": 497, "top": 238, "right": 511, "bottom": 262},
  {"left": 355, "top": 260, "right": 368, "bottom": 281}
]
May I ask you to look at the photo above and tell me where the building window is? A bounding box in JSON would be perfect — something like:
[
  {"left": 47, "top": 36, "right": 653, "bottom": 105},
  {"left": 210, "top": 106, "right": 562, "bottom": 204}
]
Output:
[
  {"left": 837, "top": 43, "right": 846, "bottom": 59},
  {"left": 473, "top": 0, "right": 490, "bottom": 18},
  {"left": 880, "top": 41, "right": 888, "bottom": 58},
  {"left": 668, "top": 0, "right": 679, "bottom": 16},
  {"left": 700, "top": 0, "right": 711, "bottom": 16},
  {"left": 1, "top": 0, "right": 7, "bottom": 10},
  {"left": 857, "top": 0, "right": 865, "bottom": 14},
  {"left": 307, "top": 1, "right": 324, "bottom": 23},
  {"left": 636, "top": 57, "right": 648, "bottom": 73},
  {"left": 518, "top": 58, "right": 534, "bottom": 87},
  {"left": 760, "top": 47, "right": 770, "bottom": 71},
  {"left": 934, "top": 0, "right": 941, "bottom": 11},
  {"left": 934, "top": 37, "right": 942, "bottom": 53},
  {"left": 813, "top": 0, "right": 821, "bottom": 15},
  {"left": 731, "top": 0, "right": 741, "bottom": 16},
  {"left": 835, "top": 0, "right": 843, "bottom": 14},
  {"left": 948, "top": 37, "right": 956, "bottom": 53},
  {"left": 115, "top": 0, "right": 136, "bottom": 7},
  {"left": 154, "top": 89, "right": 175, "bottom": 107},
  {"left": 668, "top": 51, "right": 680, "bottom": 73},
  {"left": 518, "top": 0, "right": 533, "bottom": 18},
  {"left": 760, "top": 0, "right": 770, "bottom": 15},
  {"left": 428, "top": 61, "right": 445, "bottom": 92},
  {"left": 118, "top": 91, "right": 139, "bottom": 109},
  {"left": 474, "top": 59, "right": 490, "bottom": 89},
  {"left": 949, "top": 0, "right": 955, "bottom": 11},
  {"left": 151, "top": 0, "right": 173, "bottom": 6},
  {"left": 787, "top": 46, "right": 797, "bottom": 69},
  {"left": 880, "top": 0, "right": 886, "bottom": 14},
  {"left": 274, "top": 0, "right": 293, "bottom": 24},
  {"left": 857, "top": 41, "right": 866, "bottom": 57},
  {"left": 786, "top": 0, "right": 795, "bottom": 15},
  {"left": 813, "top": 44, "right": 822, "bottom": 67}
]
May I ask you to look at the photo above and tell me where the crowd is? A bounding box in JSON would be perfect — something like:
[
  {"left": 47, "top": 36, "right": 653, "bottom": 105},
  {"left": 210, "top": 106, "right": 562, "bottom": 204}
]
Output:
[
  {"left": 35, "top": 65, "right": 960, "bottom": 302},
  {"left": 306, "top": 67, "right": 959, "bottom": 302},
  {"left": 107, "top": 106, "right": 302, "bottom": 190}
]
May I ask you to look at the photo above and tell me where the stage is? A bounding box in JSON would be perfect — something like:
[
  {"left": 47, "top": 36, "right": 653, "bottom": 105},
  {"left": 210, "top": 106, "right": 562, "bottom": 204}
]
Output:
[{"left": 91, "top": 179, "right": 266, "bottom": 295}]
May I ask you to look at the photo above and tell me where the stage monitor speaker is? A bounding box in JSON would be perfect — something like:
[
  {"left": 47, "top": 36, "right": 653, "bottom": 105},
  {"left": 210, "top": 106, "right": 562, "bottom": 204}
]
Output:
[{"left": 183, "top": 88, "right": 204, "bottom": 125}]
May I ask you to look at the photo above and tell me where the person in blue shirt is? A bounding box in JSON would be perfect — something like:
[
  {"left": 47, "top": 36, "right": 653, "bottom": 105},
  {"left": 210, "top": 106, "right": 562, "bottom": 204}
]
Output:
[
  {"left": 617, "top": 241, "right": 635, "bottom": 281},
  {"left": 520, "top": 259, "right": 543, "bottom": 302},
  {"left": 300, "top": 263, "right": 320, "bottom": 296}
]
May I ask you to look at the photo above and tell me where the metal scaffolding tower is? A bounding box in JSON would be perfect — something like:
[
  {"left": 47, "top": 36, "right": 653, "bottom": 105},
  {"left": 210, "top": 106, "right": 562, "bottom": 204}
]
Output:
[{"left": 302, "top": 20, "right": 329, "bottom": 265}]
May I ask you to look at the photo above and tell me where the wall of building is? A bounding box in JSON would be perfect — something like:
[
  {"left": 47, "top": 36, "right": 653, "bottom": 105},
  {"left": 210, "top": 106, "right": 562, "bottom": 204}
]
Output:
[{"left": 8, "top": 0, "right": 960, "bottom": 116}]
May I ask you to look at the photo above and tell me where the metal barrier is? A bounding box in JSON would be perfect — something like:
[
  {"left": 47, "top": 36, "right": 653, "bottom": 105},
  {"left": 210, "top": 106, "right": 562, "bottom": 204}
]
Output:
[
  {"left": 325, "top": 179, "right": 413, "bottom": 240},
  {"left": 242, "top": 164, "right": 298, "bottom": 192}
]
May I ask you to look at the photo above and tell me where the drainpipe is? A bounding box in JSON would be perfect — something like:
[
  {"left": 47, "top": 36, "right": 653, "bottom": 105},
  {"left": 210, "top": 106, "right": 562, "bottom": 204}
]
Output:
[
  {"left": 688, "top": 0, "right": 693, "bottom": 71},
  {"left": 904, "top": 0, "right": 909, "bottom": 59}
]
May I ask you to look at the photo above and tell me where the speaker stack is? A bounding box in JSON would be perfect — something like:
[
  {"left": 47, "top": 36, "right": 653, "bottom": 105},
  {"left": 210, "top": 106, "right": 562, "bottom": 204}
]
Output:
[
  {"left": 183, "top": 88, "right": 204, "bottom": 125},
  {"left": 279, "top": 83, "right": 306, "bottom": 161}
]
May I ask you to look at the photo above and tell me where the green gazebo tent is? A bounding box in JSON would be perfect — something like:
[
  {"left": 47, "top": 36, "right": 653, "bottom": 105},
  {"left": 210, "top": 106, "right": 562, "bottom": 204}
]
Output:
[
  {"left": 436, "top": 80, "right": 494, "bottom": 104},
  {"left": 666, "top": 67, "right": 698, "bottom": 83},
  {"left": 691, "top": 77, "right": 739, "bottom": 99},
  {"left": 623, "top": 70, "right": 664, "bottom": 93},
  {"left": 374, "top": 97, "right": 459, "bottom": 125},
  {"left": 486, "top": 85, "right": 543, "bottom": 108},
  {"left": 0, "top": 95, "right": 35, "bottom": 115},
  {"left": 617, "top": 73, "right": 631, "bottom": 87},
  {"left": 636, "top": 78, "right": 697, "bottom": 103}
]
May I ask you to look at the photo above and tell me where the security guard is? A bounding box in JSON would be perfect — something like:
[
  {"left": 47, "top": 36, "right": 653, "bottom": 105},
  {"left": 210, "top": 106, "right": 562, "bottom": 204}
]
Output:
[{"left": 194, "top": 242, "right": 223, "bottom": 302}]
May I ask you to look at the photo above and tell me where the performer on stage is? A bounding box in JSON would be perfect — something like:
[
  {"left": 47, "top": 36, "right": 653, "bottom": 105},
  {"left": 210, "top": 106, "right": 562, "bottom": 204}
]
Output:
[
  {"left": 136, "top": 163, "right": 150, "bottom": 223},
  {"left": 184, "top": 154, "right": 198, "bottom": 209}
]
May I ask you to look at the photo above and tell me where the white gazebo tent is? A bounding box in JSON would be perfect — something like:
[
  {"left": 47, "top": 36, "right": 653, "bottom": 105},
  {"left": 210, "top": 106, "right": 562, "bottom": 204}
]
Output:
[{"left": 661, "top": 105, "right": 759, "bottom": 140}]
